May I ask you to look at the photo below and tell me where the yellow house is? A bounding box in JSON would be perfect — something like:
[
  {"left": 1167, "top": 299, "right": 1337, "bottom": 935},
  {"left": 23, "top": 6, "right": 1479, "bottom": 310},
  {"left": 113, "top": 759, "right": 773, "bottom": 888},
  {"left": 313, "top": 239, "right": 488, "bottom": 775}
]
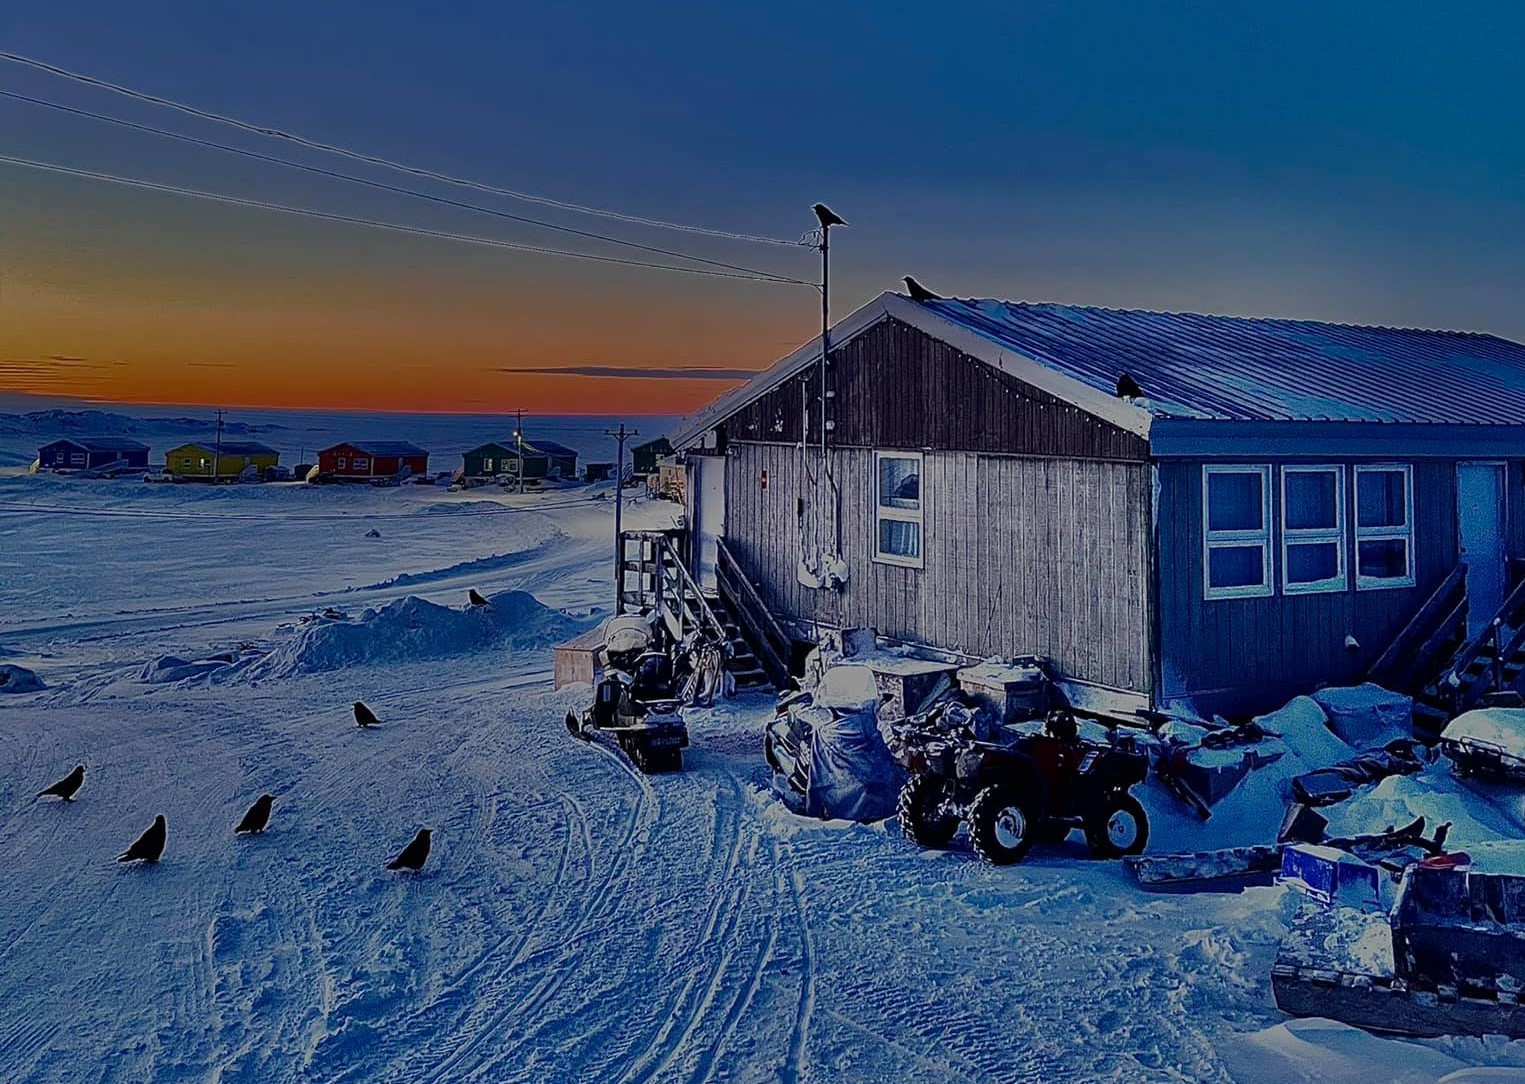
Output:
[{"left": 166, "top": 441, "right": 280, "bottom": 481}]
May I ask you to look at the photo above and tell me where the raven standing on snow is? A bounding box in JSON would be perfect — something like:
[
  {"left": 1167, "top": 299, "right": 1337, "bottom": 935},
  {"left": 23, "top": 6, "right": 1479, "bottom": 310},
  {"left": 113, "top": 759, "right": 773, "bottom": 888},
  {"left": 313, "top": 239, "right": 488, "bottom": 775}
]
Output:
[
  {"left": 37, "top": 764, "right": 85, "bottom": 802},
  {"left": 118, "top": 814, "right": 167, "bottom": 864},
  {"left": 468, "top": 589, "right": 489, "bottom": 607},
  {"left": 234, "top": 794, "right": 275, "bottom": 835},
  {"left": 387, "top": 828, "right": 432, "bottom": 872},
  {"left": 353, "top": 701, "right": 382, "bottom": 728}
]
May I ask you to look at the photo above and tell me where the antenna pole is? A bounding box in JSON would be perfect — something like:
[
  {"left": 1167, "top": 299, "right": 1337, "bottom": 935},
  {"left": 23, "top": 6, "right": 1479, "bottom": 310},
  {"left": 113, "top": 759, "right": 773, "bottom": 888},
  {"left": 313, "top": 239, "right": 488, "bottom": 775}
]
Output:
[
  {"left": 605, "top": 422, "right": 639, "bottom": 613},
  {"left": 213, "top": 407, "right": 225, "bottom": 482},
  {"left": 515, "top": 408, "right": 526, "bottom": 493}
]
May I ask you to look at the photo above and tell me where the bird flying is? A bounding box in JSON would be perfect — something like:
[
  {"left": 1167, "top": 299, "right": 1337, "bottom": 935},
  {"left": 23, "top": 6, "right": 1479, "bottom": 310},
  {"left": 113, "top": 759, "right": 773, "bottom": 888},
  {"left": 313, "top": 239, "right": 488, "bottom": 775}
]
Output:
[
  {"left": 234, "top": 794, "right": 275, "bottom": 835},
  {"left": 386, "top": 828, "right": 432, "bottom": 872},
  {"left": 468, "top": 589, "right": 489, "bottom": 607},
  {"left": 353, "top": 701, "right": 381, "bottom": 728},
  {"left": 118, "top": 815, "right": 167, "bottom": 863},
  {"left": 37, "top": 764, "right": 85, "bottom": 802}
]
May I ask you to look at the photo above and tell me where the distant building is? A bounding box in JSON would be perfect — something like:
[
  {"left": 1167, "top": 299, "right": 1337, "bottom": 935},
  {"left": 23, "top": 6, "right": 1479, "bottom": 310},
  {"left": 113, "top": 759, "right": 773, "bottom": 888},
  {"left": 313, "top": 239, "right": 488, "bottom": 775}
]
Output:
[
  {"left": 165, "top": 441, "right": 279, "bottom": 481},
  {"left": 462, "top": 440, "right": 579, "bottom": 482},
  {"left": 38, "top": 437, "right": 149, "bottom": 473},
  {"left": 461, "top": 442, "right": 516, "bottom": 480},
  {"left": 317, "top": 441, "right": 429, "bottom": 481},
  {"left": 631, "top": 437, "right": 673, "bottom": 476}
]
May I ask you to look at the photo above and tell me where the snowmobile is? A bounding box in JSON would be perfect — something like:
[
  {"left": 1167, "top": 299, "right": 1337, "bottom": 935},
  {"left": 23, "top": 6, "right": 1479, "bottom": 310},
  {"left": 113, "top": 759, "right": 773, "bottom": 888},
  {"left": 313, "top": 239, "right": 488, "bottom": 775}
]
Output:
[
  {"left": 565, "top": 617, "right": 689, "bottom": 773},
  {"left": 895, "top": 706, "right": 1150, "bottom": 865}
]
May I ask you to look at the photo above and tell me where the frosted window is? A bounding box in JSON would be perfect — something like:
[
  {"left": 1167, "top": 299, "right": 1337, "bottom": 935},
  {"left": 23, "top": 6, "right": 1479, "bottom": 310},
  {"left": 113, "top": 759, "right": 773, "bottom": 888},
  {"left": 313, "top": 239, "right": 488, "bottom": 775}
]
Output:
[{"left": 874, "top": 451, "right": 924, "bottom": 568}]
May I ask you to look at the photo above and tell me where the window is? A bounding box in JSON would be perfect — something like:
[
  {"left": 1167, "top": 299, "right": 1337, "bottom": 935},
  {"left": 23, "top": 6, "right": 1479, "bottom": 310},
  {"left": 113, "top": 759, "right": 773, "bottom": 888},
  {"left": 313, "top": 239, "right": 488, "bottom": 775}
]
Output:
[
  {"left": 483, "top": 457, "right": 494, "bottom": 472},
  {"left": 336, "top": 457, "right": 347, "bottom": 469},
  {"left": 353, "top": 457, "right": 370, "bottom": 471},
  {"left": 873, "top": 451, "right": 923, "bottom": 567},
  {"left": 1202, "top": 465, "right": 1272, "bottom": 599},
  {"left": 1282, "top": 466, "right": 1347, "bottom": 594},
  {"left": 1355, "top": 464, "right": 1415, "bottom": 589}
]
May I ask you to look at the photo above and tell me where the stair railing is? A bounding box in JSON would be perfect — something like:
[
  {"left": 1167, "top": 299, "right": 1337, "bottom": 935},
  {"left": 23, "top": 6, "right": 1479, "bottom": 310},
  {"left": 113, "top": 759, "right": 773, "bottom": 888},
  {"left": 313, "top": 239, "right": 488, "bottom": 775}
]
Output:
[
  {"left": 1438, "top": 575, "right": 1525, "bottom": 711},
  {"left": 716, "top": 539, "right": 791, "bottom": 687},
  {"left": 1366, "top": 563, "right": 1467, "bottom": 691}
]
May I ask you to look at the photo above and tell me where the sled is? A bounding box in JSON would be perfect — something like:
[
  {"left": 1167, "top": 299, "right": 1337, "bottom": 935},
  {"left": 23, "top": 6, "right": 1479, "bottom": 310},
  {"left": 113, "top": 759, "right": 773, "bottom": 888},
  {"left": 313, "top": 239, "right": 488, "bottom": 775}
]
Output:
[
  {"left": 1271, "top": 960, "right": 1525, "bottom": 1039},
  {"left": 1125, "top": 845, "right": 1282, "bottom": 889}
]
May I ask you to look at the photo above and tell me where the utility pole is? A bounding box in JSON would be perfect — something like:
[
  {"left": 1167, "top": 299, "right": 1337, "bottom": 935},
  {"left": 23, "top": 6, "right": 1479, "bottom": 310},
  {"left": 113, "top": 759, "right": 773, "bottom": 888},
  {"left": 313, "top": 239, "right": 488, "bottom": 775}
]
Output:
[
  {"left": 606, "top": 422, "right": 639, "bottom": 613},
  {"left": 811, "top": 204, "right": 846, "bottom": 559},
  {"left": 515, "top": 408, "right": 526, "bottom": 494},
  {"left": 213, "top": 407, "right": 225, "bottom": 483}
]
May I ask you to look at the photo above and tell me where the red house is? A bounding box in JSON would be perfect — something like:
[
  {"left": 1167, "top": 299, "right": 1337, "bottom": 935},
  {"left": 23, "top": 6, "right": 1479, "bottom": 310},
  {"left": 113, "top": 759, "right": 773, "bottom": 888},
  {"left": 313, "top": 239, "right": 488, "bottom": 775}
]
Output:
[{"left": 317, "top": 441, "right": 429, "bottom": 481}]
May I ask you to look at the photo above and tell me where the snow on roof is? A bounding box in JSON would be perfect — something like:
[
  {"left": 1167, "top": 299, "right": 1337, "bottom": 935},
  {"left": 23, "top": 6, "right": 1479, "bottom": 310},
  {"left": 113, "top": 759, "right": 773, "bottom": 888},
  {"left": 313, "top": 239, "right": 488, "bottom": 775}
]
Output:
[
  {"left": 920, "top": 296, "right": 1525, "bottom": 424},
  {"left": 41, "top": 436, "right": 150, "bottom": 452},
  {"left": 172, "top": 440, "right": 277, "bottom": 455},
  {"left": 324, "top": 441, "right": 429, "bottom": 456},
  {"left": 673, "top": 289, "right": 1525, "bottom": 446},
  {"left": 524, "top": 440, "right": 577, "bottom": 457}
]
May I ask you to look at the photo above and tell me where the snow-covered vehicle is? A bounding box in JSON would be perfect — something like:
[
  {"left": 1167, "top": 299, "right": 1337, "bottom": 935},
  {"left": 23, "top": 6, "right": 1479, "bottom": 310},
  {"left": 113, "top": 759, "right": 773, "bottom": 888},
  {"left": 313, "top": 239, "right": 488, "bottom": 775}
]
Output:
[
  {"left": 896, "top": 707, "right": 1149, "bottom": 865},
  {"left": 565, "top": 615, "right": 689, "bottom": 773}
]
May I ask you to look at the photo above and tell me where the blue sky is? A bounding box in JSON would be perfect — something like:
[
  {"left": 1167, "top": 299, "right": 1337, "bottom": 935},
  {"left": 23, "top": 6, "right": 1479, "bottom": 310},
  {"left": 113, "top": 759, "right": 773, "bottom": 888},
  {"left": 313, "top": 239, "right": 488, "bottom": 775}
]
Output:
[{"left": 2, "top": 1, "right": 1523, "bottom": 410}]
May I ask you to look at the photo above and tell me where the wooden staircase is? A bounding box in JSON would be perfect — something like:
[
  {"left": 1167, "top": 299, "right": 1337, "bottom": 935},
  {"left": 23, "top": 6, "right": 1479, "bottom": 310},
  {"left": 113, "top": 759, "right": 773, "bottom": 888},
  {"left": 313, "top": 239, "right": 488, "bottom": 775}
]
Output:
[
  {"left": 1368, "top": 564, "right": 1525, "bottom": 735},
  {"left": 617, "top": 531, "right": 783, "bottom": 692}
]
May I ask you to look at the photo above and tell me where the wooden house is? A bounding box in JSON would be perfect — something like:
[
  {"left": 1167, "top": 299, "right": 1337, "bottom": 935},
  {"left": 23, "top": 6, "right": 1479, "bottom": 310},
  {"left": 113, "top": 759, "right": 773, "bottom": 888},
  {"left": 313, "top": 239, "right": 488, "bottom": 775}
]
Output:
[
  {"left": 462, "top": 439, "right": 578, "bottom": 482},
  {"left": 165, "top": 440, "right": 279, "bottom": 480},
  {"left": 461, "top": 442, "right": 517, "bottom": 480},
  {"left": 317, "top": 441, "right": 429, "bottom": 481},
  {"left": 38, "top": 437, "right": 149, "bottom": 473},
  {"left": 671, "top": 288, "right": 1525, "bottom": 719}
]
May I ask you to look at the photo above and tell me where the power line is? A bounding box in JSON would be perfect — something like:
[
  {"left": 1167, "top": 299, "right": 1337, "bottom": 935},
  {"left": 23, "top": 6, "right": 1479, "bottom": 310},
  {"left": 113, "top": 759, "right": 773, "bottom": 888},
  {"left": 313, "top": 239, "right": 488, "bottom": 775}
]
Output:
[
  {"left": 0, "top": 49, "right": 811, "bottom": 248},
  {"left": 0, "top": 87, "right": 805, "bottom": 283},
  {"left": 0, "top": 152, "right": 813, "bottom": 285}
]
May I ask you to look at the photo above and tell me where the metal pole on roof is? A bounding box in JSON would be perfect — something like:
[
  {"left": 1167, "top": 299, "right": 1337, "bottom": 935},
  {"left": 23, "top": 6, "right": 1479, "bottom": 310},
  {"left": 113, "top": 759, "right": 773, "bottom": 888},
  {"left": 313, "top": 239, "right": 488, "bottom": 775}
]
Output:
[
  {"left": 812, "top": 204, "right": 845, "bottom": 558},
  {"left": 213, "top": 407, "right": 224, "bottom": 483}
]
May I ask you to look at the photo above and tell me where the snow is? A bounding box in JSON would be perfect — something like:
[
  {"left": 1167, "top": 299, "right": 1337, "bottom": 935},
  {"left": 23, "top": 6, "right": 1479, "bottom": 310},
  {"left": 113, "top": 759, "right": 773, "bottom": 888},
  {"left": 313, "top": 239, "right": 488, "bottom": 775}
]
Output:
[
  {"left": 2, "top": 412, "right": 1523, "bottom": 1081},
  {"left": 0, "top": 663, "right": 45, "bottom": 693},
  {"left": 1310, "top": 684, "right": 1414, "bottom": 749},
  {"left": 1445, "top": 709, "right": 1525, "bottom": 756}
]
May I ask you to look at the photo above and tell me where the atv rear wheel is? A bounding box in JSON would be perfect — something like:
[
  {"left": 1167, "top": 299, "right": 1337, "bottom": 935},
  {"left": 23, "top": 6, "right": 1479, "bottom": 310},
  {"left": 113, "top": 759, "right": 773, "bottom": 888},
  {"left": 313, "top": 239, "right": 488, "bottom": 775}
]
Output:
[
  {"left": 967, "top": 783, "right": 1037, "bottom": 865},
  {"left": 1084, "top": 793, "right": 1149, "bottom": 858},
  {"left": 897, "top": 774, "right": 958, "bottom": 849}
]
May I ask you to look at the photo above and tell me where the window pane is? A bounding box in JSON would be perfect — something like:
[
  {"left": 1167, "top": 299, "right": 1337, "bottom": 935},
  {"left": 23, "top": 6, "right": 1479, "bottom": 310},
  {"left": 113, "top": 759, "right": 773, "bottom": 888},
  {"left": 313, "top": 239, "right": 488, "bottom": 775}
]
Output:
[
  {"left": 1359, "top": 539, "right": 1409, "bottom": 580},
  {"left": 1287, "top": 542, "right": 1340, "bottom": 585},
  {"left": 1208, "top": 545, "right": 1265, "bottom": 589},
  {"left": 1207, "top": 472, "right": 1264, "bottom": 532},
  {"left": 878, "top": 519, "right": 920, "bottom": 559},
  {"left": 878, "top": 457, "right": 920, "bottom": 509},
  {"left": 1358, "top": 470, "right": 1407, "bottom": 528},
  {"left": 1286, "top": 472, "right": 1338, "bottom": 531}
]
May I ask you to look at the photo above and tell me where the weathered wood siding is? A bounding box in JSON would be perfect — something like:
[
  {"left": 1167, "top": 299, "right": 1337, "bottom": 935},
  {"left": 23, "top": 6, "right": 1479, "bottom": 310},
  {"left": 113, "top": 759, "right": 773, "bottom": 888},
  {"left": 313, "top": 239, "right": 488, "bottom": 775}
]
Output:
[
  {"left": 725, "top": 442, "right": 1154, "bottom": 693},
  {"left": 723, "top": 317, "right": 1148, "bottom": 461},
  {"left": 1155, "top": 457, "right": 1525, "bottom": 716}
]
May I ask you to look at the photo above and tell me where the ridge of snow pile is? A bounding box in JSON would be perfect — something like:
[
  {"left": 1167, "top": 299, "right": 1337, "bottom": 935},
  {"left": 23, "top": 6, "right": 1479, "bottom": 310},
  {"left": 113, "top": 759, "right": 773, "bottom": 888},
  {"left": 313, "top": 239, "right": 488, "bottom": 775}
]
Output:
[
  {"left": 1319, "top": 773, "right": 1523, "bottom": 848},
  {"left": 1311, "top": 683, "right": 1413, "bottom": 749},
  {"left": 245, "top": 590, "right": 591, "bottom": 678},
  {"left": 0, "top": 664, "right": 44, "bottom": 693},
  {"left": 140, "top": 655, "right": 236, "bottom": 684}
]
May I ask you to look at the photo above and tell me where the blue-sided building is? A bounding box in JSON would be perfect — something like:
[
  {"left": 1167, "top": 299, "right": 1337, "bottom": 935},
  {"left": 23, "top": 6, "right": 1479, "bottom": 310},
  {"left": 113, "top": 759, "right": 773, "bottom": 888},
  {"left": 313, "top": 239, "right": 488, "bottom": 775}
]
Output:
[
  {"left": 672, "top": 287, "right": 1525, "bottom": 723},
  {"left": 38, "top": 437, "right": 151, "bottom": 473}
]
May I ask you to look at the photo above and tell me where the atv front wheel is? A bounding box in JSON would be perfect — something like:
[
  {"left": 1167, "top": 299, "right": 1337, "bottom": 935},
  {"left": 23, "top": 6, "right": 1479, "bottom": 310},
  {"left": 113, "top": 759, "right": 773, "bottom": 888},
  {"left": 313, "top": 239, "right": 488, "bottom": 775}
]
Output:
[
  {"left": 764, "top": 731, "right": 782, "bottom": 774},
  {"left": 967, "top": 784, "right": 1037, "bottom": 865},
  {"left": 1084, "top": 793, "right": 1149, "bottom": 859},
  {"left": 566, "top": 711, "right": 589, "bottom": 741},
  {"left": 897, "top": 774, "right": 958, "bottom": 849}
]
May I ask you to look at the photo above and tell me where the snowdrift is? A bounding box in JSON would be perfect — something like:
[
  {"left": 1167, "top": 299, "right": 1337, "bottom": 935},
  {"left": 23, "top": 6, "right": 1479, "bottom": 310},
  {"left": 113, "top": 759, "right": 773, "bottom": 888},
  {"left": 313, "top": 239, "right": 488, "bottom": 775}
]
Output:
[{"left": 245, "top": 590, "right": 591, "bottom": 678}]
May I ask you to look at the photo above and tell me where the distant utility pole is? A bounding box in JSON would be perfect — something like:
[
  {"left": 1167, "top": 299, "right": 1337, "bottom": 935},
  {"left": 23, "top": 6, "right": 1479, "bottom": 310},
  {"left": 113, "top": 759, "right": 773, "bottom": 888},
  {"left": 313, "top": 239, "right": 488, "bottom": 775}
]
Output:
[
  {"left": 515, "top": 408, "right": 526, "bottom": 494},
  {"left": 213, "top": 407, "right": 225, "bottom": 482},
  {"left": 606, "top": 423, "right": 639, "bottom": 612}
]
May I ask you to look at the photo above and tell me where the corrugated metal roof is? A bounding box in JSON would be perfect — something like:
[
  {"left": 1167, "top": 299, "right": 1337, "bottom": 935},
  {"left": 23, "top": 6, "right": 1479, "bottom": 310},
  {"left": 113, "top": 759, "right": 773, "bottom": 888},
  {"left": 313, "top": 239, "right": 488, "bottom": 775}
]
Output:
[
  {"left": 173, "top": 440, "right": 276, "bottom": 455},
  {"left": 920, "top": 296, "right": 1525, "bottom": 424},
  {"left": 524, "top": 440, "right": 577, "bottom": 457}
]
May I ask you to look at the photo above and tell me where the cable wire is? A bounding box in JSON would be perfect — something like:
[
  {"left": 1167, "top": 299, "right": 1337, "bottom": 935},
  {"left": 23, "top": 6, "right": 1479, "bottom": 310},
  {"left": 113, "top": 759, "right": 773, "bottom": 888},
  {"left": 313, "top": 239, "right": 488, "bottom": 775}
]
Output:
[
  {"left": 0, "top": 87, "right": 805, "bottom": 282},
  {"left": 0, "top": 50, "right": 811, "bottom": 247},
  {"left": 0, "top": 152, "right": 813, "bottom": 285}
]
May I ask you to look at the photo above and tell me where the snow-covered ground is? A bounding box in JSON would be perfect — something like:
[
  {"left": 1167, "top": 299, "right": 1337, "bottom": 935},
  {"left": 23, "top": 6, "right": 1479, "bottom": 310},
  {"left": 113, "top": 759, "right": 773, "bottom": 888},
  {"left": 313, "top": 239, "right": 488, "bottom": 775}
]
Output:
[{"left": 2, "top": 464, "right": 1524, "bottom": 1082}]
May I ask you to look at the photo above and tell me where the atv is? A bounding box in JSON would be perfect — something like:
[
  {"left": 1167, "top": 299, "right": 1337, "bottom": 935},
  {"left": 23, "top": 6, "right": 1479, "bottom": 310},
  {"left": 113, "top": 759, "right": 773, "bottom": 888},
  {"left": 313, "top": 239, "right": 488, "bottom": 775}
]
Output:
[
  {"left": 895, "top": 707, "right": 1149, "bottom": 865},
  {"left": 566, "top": 620, "right": 689, "bottom": 773}
]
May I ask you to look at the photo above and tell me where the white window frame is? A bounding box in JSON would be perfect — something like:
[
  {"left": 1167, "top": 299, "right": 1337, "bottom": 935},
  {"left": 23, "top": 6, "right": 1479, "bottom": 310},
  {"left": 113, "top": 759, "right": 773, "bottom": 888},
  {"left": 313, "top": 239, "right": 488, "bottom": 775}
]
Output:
[
  {"left": 1202, "top": 464, "right": 1273, "bottom": 600},
  {"left": 353, "top": 457, "right": 370, "bottom": 472},
  {"left": 1281, "top": 465, "right": 1348, "bottom": 595},
  {"left": 1355, "top": 463, "right": 1416, "bottom": 590},
  {"left": 336, "top": 457, "right": 346, "bottom": 469},
  {"left": 872, "top": 450, "right": 924, "bottom": 569}
]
